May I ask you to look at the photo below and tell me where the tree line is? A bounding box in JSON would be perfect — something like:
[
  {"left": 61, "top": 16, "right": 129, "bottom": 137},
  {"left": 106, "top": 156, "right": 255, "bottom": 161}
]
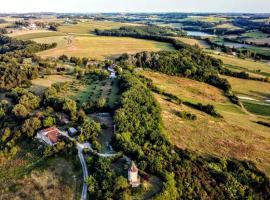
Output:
[{"left": 117, "top": 50, "right": 239, "bottom": 105}]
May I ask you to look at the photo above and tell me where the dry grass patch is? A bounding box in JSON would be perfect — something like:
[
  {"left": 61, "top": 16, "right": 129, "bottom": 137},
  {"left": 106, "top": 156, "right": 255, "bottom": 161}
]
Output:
[
  {"left": 1, "top": 158, "right": 78, "bottom": 200},
  {"left": 175, "top": 37, "right": 210, "bottom": 48},
  {"left": 141, "top": 70, "right": 228, "bottom": 104},
  {"left": 155, "top": 94, "right": 270, "bottom": 176}
]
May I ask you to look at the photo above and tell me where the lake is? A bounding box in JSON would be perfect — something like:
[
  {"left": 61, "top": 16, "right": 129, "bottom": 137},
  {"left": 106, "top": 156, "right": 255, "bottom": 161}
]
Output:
[{"left": 186, "top": 31, "right": 214, "bottom": 37}]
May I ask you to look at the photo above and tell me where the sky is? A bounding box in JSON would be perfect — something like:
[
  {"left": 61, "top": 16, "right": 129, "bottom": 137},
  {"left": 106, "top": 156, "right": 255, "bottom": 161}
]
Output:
[{"left": 0, "top": 0, "right": 269, "bottom": 13}]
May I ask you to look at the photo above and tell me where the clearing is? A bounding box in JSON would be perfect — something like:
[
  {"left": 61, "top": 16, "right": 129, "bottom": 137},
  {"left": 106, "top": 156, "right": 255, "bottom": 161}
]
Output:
[{"left": 30, "top": 75, "right": 74, "bottom": 95}]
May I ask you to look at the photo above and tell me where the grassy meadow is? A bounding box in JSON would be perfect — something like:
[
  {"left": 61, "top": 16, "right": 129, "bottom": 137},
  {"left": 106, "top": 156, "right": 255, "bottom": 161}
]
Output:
[{"left": 140, "top": 70, "right": 270, "bottom": 176}]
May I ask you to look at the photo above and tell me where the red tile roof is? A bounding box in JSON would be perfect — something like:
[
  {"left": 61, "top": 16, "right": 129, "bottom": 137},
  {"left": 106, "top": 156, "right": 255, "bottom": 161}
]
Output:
[
  {"left": 40, "top": 127, "right": 60, "bottom": 144},
  {"left": 47, "top": 132, "right": 59, "bottom": 144}
]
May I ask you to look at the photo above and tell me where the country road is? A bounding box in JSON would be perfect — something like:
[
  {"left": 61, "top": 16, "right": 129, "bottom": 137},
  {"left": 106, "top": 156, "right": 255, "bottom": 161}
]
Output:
[{"left": 76, "top": 142, "right": 118, "bottom": 200}]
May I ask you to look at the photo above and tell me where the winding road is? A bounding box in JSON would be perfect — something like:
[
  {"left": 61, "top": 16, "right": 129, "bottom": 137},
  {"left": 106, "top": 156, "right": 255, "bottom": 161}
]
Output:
[{"left": 76, "top": 142, "right": 118, "bottom": 200}]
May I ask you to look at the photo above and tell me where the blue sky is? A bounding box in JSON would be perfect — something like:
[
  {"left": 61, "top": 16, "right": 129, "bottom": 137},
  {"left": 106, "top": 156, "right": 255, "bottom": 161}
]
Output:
[{"left": 0, "top": 0, "right": 269, "bottom": 13}]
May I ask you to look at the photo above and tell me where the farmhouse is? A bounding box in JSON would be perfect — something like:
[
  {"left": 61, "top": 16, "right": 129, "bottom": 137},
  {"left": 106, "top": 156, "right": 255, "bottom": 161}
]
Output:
[
  {"left": 128, "top": 161, "right": 140, "bottom": 187},
  {"left": 36, "top": 127, "right": 62, "bottom": 146},
  {"left": 28, "top": 23, "right": 37, "bottom": 30}
]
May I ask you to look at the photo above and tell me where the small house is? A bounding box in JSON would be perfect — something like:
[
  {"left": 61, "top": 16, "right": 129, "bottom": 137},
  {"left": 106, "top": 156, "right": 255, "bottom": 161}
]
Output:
[
  {"left": 68, "top": 127, "right": 78, "bottom": 136},
  {"left": 36, "top": 127, "right": 61, "bottom": 146}
]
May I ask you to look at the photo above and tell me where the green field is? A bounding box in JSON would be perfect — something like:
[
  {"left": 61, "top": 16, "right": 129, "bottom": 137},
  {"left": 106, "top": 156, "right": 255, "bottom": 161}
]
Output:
[{"left": 242, "top": 101, "right": 270, "bottom": 116}]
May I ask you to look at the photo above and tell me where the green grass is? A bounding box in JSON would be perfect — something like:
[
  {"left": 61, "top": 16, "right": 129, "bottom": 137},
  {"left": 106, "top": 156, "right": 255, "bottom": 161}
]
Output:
[
  {"left": 242, "top": 101, "right": 270, "bottom": 116},
  {"left": 108, "top": 78, "right": 121, "bottom": 108},
  {"left": 242, "top": 31, "right": 269, "bottom": 39},
  {"left": 12, "top": 31, "right": 65, "bottom": 40}
]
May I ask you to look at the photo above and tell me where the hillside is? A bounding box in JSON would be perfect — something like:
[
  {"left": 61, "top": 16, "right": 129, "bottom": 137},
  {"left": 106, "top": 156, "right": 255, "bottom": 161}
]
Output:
[{"left": 140, "top": 70, "right": 270, "bottom": 176}]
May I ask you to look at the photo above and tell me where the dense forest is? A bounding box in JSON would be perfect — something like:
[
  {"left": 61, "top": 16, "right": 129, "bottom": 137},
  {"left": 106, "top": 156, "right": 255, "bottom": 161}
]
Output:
[
  {"left": 112, "top": 72, "right": 270, "bottom": 199},
  {"left": 94, "top": 25, "right": 186, "bottom": 37},
  {"left": 0, "top": 35, "right": 56, "bottom": 90}
]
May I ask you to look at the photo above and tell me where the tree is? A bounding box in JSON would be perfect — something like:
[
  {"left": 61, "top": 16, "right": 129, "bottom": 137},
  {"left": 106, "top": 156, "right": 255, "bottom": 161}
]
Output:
[
  {"left": 43, "top": 116, "right": 56, "bottom": 127},
  {"left": 1, "top": 128, "right": 11, "bottom": 142},
  {"left": 12, "top": 104, "right": 29, "bottom": 118},
  {"left": 114, "top": 176, "right": 129, "bottom": 191},
  {"left": 87, "top": 175, "right": 96, "bottom": 193},
  {"left": 96, "top": 97, "right": 106, "bottom": 110},
  {"left": 79, "top": 119, "right": 101, "bottom": 142},
  {"left": 22, "top": 117, "right": 41, "bottom": 137}
]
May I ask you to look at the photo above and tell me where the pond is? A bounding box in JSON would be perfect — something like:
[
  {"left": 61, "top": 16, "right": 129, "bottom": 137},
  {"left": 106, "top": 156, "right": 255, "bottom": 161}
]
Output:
[
  {"left": 186, "top": 31, "right": 214, "bottom": 37},
  {"left": 222, "top": 42, "right": 252, "bottom": 49}
]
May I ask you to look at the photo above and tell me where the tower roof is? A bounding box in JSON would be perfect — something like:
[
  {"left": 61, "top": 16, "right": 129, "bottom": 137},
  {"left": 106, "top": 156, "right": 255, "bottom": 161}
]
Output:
[{"left": 129, "top": 161, "right": 138, "bottom": 172}]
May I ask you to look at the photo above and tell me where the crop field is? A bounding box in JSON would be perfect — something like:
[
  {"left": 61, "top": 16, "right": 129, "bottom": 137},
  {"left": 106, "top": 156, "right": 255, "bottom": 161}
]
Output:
[
  {"left": 140, "top": 70, "right": 270, "bottom": 176},
  {"left": 184, "top": 16, "right": 229, "bottom": 23},
  {"left": 9, "top": 30, "right": 65, "bottom": 40},
  {"left": 58, "top": 20, "right": 137, "bottom": 34},
  {"left": 175, "top": 37, "right": 210, "bottom": 48},
  {"left": 211, "top": 53, "right": 270, "bottom": 76},
  {"left": 215, "top": 23, "right": 242, "bottom": 30},
  {"left": 36, "top": 35, "right": 174, "bottom": 60}
]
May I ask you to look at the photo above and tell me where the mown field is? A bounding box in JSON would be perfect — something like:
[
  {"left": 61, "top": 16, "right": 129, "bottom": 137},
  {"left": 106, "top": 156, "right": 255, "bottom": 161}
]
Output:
[
  {"left": 211, "top": 53, "right": 270, "bottom": 77},
  {"left": 221, "top": 75, "right": 270, "bottom": 100},
  {"left": 9, "top": 30, "right": 65, "bottom": 40},
  {"left": 36, "top": 35, "right": 174, "bottom": 59},
  {"left": 215, "top": 23, "right": 242, "bottom": 30},
  {"left": 175, "top": 37, "right": 210, "bottom": 48},
  {"left": 140, "top": 70, "right": 270, "bottom": 176},
  {"left": 58, "top": 20, "right": 137, "bottom": 34}
]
